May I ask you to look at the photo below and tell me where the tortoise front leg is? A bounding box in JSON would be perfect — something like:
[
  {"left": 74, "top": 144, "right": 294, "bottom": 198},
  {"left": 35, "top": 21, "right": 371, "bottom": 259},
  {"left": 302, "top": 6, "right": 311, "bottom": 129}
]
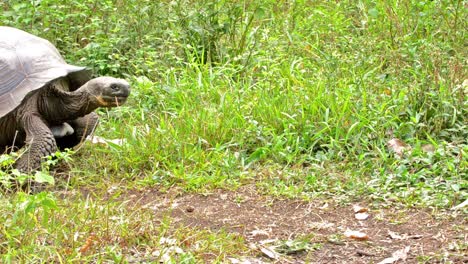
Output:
[
  {"left": 55, "top": 112, "right": 99, "bottom": 150},
  {"left": 16, "top": 114, "right": 57, "bottom": 172}
]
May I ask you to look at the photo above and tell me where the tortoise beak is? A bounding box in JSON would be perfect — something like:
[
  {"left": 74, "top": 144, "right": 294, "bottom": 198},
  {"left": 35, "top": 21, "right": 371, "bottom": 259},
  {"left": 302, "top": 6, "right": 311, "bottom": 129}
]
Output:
[
  {"left": 109, "top": 81, "right": 131, "bottom": 98},
  {"left": 87, "top": 77, "right": 131, "bottom": 107},
  {"left": 99, "top": 80, "right": 130, "bottom": 106},
  {"left": 95, "top": 96, "right": 128, "bottom": 107}
]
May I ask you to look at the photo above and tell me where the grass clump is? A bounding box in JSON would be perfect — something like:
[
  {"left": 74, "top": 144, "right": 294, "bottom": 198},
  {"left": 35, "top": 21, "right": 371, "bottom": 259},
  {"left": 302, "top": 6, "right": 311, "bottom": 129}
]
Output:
[
  {"left": 2, "top": 0, "right": 466, "bottom": 206},
  {"left": 0, "top": 191, "right": 248, "bottom": 262}
]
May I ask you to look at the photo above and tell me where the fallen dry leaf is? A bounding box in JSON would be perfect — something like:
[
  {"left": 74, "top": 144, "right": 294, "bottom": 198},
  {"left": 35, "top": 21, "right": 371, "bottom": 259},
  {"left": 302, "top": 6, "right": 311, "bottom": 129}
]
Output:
[
  {"left": 88, "top": 135, "right": 126, "bottom": 146},
  {"left": 387, "top": 138, "right": 411, "bottom": 156},
  {"left": 352, "top": 205, "right": 368, "bottom": 213},
  {"left": 388, "top": 230, "right": 404, "bottom": 240},
  {"left": 171, "top": 246, "right": 184, "bottom": 254},
  {"left": 250, "top": 229, "right": 270, "bottom": 238},
  {"left": 377, "top": 246, "right": 410, "bottom": 264},
  {"left": 260, "top": 246, "right": 280, "bottom": 260},
  {"left": 451, "top": 199, "right": 468, "bottom": 210},
  {"left": 228, "top": 258, "right": 243, "bottom": 264},
  {"left": 388, "top": 230, "right": 423, "bottom": 240},
  {"left": 319, "top": 203, "right": 329, "bottom": 209},
  {"left": 344, "top": 230, "right": 369, "bottom": 241},
  {"left": 159, "top": 237, "right": 177, "bottom": 245},
  {"left": 151, "top": 245, "right": 184, "bottom": 262},
  {"left": 461, "top": 79, "right": 468, "bottom": 92},
  {"left": 355, "top": 212, "right": 370, "bottom": 220},
  {"left": 151, "top": 249, "right": 171, "bottom": 263},
  {"left": 421, "top": 144, "right": 435, "bottom": 154},
  {"left": 310, "top": 221, "right": 335, "bottom": 230},
  {"left": 78, "top": 233, "right": 96, "bottom": 254}
]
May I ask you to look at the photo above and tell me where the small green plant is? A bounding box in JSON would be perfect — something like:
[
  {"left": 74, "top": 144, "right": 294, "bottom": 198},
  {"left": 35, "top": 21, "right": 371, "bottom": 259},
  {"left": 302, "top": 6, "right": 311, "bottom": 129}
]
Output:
[
  {"left": 0, "top": 149, "right": 74, "bottom": 191},
  {"left": 275, "top": 238, "right": 322, "bottom": 255}
]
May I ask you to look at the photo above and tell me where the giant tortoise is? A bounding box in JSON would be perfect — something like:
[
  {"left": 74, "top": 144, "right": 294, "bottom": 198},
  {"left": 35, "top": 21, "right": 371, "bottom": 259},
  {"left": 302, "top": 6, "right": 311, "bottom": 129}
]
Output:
[{"left": 0, "top": 26, "right": 130, "bottom": 172}]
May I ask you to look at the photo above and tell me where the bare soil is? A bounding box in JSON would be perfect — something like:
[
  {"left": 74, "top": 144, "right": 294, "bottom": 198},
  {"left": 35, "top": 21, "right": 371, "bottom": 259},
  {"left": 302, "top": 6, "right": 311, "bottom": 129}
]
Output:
[{"left": 126, "top": 185, "right": 467, "bottom": 264}]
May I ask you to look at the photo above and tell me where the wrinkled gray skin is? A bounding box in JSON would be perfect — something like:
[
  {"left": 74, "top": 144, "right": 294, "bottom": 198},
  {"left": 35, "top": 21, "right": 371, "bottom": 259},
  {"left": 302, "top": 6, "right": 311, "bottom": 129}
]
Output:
[{"left": 0, "top": 76, "right": 130, "bottom": 172}]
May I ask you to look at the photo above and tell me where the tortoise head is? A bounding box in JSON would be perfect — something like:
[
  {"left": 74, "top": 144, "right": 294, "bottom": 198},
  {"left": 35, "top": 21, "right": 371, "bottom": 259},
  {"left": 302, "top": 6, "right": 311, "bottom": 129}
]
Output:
[{"left": 85, "top": 77, "right": 131, "bottom": 107}]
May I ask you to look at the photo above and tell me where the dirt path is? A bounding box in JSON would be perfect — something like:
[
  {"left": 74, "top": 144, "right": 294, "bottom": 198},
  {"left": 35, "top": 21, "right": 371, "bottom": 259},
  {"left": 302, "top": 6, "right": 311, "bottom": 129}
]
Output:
[{"left": 125, "top": 185, "right": 466, "bottom": 263}]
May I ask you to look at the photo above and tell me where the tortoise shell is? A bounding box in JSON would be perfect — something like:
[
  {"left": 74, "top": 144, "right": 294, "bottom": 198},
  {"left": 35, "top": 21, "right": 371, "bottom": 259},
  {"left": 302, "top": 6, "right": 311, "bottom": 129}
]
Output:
[{"left": 0, "top": 26, "right": 88, "bottom": 117}]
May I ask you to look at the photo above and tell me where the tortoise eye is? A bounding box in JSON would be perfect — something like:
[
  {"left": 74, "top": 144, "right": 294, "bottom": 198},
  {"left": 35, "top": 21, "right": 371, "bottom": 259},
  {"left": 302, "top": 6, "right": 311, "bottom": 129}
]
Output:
[{"left": 110, "top": 84, "right": 119, "bottom": 90}]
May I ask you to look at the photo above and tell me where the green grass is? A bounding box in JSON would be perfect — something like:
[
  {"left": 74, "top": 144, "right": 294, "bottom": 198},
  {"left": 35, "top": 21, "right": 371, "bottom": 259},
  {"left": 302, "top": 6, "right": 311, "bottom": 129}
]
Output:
[
  {"left": 1, "top": 0, "right": 467, "bottom": 262},
  {"left": 0, "top": 191, "right": 247, "bottom": 262}
]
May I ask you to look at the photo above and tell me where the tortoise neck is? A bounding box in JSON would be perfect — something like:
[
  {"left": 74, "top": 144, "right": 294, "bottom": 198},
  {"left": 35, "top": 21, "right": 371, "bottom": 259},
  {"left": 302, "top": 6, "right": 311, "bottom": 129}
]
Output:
[{"left": 39, "top": 81, "right": 98, "bottom": 123}]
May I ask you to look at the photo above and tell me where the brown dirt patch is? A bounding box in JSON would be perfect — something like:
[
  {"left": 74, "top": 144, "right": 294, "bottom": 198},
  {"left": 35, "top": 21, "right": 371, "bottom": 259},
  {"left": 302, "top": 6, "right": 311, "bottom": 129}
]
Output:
[{"left": 123, "top": 185, "right": 466, "bottom": 263}]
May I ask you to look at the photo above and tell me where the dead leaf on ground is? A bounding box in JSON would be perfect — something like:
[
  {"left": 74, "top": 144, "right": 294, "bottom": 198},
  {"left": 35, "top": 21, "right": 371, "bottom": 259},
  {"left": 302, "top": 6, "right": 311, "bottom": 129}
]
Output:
[
  {"left": 319, "top": 203, "right": 329, "bottom": 209},
  {"left": 460, "top": 79, "right": 468, "bottom": 93},
  {"left": 388, "top": 230, "right": 423, "bottom": 240},
  {"left": 387, "top": 138, "right": 411, "bottom": 156},
  {"left": 88, "top": 135, "right": 126, "bottom": 146},
  {"left": 259, "top": 246, "right": 281, "bottom": 260},
  {"left": 421, "top": 144, "right": 435, "bottom": 153},
  {"left": 352, "top": 204, "right": 368, "bottom": 213},
  {"left": 258, "top": 246, "right": 295, "bottom": 263},
  {"left": 309, "top": 221, "right": 335, "bottom": 230},
  {"left": 451, "top": 199, "right": 468, "bottom": 210},
  {"left": 145, "top": 237, "right": 185, "bottom": 263},
  {"left": 355, "top": 212, "right": 370, "bottom": 220},
  {"left": 388, "top": 230, "right": 404, "bottom": 240},
  {"left": 377, "top": 246, "right": 410, "bottom": 264},
  {"left": 249, "top": 229, "right": 270, "bottom": 239},
  {"left": 159, "top": 237, "right": 177, "bottom": 245},
  {"left": 78, "top": 233, "right": 96, "bottom": 254},
  {"left": 344, "top": 230, "right": 369, "bottom": 241}
]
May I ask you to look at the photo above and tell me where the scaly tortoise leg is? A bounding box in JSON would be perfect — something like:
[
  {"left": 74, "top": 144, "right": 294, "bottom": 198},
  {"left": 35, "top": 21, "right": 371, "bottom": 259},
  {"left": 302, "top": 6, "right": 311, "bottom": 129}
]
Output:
[
  {"left": 16, "top": 114, "right": 57, "bottom": 172},
  {"left": 13, "top": 114, "right": 57, "bottom": 192}
]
